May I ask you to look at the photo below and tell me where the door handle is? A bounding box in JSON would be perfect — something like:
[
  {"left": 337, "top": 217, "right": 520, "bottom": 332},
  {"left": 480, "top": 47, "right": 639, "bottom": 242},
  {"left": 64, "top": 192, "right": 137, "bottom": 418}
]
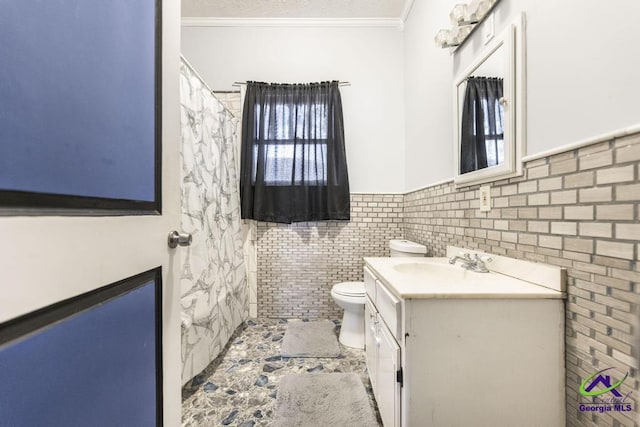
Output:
[{"left": 168, "top": 231, "right": 192, "bottom": 248}]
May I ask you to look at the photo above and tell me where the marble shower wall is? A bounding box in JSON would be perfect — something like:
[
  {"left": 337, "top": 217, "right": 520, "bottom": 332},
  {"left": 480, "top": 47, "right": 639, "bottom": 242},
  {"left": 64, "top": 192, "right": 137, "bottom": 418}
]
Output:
[{"left": 179, "top": 59, "right": 248, "bottom": 385}]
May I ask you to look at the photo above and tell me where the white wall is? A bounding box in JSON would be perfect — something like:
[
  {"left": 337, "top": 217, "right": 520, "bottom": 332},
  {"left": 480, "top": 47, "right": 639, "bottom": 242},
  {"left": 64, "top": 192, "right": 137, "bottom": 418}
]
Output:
[
  {"left": 403, "top": 0, "right": 458, "bottom": 191},
  {"left": 181, "top": 26, "right": 406, "bottom": 193},
  {"left": 405, "top": 0, "right": 640, "bottom": 190}
]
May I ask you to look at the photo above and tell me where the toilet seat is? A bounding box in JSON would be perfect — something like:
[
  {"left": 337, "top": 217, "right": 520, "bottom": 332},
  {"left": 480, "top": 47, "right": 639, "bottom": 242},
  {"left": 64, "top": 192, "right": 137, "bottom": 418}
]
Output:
[{"left": 333, "top": 281, "right": 365, "bottom": 297}]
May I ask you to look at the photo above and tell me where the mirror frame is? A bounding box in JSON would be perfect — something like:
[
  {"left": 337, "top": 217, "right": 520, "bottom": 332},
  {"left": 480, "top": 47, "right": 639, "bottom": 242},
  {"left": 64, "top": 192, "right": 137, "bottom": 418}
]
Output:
[{"left": 453, "top": 13, "right": 526, "bottom": 187}]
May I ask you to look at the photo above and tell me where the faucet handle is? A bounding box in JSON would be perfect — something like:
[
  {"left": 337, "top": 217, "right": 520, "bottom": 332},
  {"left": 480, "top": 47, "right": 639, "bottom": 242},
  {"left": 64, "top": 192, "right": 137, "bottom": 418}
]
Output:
[
  {"left": 471, "top": 253, "right": 492, "bottom": 273},
  {"left": 474, "top": 254, "right": 493, "bottom": 263}
]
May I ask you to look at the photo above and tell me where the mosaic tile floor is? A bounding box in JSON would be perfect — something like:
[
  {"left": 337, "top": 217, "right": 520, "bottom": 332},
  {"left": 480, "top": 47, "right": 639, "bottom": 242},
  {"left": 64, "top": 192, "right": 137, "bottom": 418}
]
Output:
[{"left": 182, "top": 318, "right": 382, "bottom": 426}]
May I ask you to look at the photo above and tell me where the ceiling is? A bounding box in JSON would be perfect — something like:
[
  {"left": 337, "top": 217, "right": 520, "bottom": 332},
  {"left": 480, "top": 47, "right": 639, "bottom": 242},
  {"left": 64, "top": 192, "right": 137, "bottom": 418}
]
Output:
[{"left": 182, "top": 0, "right": 409, "bottom": 19}]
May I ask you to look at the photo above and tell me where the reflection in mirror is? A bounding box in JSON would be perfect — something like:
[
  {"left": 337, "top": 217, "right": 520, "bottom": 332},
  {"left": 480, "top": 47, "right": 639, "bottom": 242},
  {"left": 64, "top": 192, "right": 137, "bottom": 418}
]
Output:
[
  {"left": 460, "top": 76, "right": 504, "bottom": 174},
  {"left": 453, "top": 13, "right": 525, "bottom": 187}
]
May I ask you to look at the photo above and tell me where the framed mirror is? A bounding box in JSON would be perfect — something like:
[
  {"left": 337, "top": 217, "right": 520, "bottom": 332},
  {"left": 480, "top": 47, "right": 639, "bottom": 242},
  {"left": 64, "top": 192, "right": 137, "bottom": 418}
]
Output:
[{"left": 453, "top": 13, "right": 526, "bottom": 187}]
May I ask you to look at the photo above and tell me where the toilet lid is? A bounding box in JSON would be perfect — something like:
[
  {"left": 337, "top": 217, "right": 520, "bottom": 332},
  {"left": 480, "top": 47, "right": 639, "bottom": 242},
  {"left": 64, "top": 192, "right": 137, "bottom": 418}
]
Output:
[{"left": 333, "top": 281, "right": 365, "bottom": 296}]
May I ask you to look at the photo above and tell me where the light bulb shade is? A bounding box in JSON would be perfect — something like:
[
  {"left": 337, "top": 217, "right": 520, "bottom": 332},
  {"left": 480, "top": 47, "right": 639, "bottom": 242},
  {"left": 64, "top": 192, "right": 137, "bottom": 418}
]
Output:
[
  {"left": 465, "top": 0, "right": 482, "bottom": 23},
  {"left": 450, "top": 4, "right": 467, "bottom": 24},
  {"left": 457, "top": 25, "right": 472, "bottom": 41},
  {"left": 450, "top": 25, "right": 471, "bottom": 46},
  {"left": 475, "top": 0, "right": 494, "bottom": 21},
  {"left": 434, "top": 29, "right": 451, "bottom": 47}
]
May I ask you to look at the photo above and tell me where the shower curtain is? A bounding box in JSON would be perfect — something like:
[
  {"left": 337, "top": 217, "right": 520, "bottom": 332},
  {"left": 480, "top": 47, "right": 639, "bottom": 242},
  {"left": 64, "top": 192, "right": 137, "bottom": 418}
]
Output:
[{"left": 179, "top": 57, "right": 248, "bottom": 385}]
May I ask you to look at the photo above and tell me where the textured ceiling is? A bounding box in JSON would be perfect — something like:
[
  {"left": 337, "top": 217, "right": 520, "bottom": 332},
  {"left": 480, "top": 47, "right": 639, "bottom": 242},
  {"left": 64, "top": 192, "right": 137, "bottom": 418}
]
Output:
[{"left": 182, "top": 0, "right": 408, "bottom": 18}]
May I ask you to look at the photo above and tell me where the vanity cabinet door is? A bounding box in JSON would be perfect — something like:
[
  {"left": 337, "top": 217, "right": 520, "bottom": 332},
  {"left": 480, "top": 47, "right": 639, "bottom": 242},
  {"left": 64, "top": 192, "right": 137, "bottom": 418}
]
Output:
[
  {"left": 377, "top": 321, "right": 401, "bottom": 427},
  {"left": 364, "top": 297, "right": 378, "bottom": 393}
]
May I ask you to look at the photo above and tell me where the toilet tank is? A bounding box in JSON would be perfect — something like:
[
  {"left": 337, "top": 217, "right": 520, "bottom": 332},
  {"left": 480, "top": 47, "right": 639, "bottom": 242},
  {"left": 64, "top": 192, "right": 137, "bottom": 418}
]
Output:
[{"left": 389, "top": 239, "right": 427, "bottom": 257}]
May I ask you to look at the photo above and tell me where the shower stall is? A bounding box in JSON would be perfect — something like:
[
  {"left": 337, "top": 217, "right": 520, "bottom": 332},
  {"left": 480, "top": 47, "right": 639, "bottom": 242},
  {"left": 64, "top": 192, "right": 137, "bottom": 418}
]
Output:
[{"left": 179, "top": 57, "right": 248, "bottom": 384}]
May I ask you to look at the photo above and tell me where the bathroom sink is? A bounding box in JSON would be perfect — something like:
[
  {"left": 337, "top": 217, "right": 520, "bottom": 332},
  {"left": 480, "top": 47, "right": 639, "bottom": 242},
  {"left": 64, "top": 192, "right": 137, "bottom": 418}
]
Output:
[
  {"left": 391, "top": 261, "right": 494, "bottom": 286},
  {"left": 392, "top": 262, "right": 468, "bottom": 279},
  {"left": 364, "top": 255, "right": 565, "bottom": 299}
]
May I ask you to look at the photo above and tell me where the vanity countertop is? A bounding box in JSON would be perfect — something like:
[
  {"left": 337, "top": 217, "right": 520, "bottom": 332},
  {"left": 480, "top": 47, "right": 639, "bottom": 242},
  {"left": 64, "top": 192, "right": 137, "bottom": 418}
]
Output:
[{"left": 364, "top": 257, "right": 566, "bottom": 300}]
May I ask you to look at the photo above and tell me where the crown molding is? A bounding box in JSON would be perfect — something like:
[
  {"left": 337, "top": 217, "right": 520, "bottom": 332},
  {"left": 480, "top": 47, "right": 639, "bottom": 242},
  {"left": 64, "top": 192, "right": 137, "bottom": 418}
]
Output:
[
  {"left": 400, "top": 0, "right": 415, "bottom": 27},
  {"left": 181, "top": 17, "right": 404, "bottom": 29}
]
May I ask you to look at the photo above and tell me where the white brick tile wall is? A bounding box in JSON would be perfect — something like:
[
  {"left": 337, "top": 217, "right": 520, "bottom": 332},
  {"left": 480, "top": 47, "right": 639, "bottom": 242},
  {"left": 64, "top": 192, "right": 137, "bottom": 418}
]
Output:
[{"left": 256, "top": 194, "right": 403, "bottom": 318}]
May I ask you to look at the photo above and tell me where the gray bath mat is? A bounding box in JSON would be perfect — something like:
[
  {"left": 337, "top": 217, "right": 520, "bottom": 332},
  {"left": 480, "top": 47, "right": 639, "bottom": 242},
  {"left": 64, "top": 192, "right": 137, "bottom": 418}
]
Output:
[
  {"left": 273, "top": 373, "right": 378, "bottom": 427},
  {"left": 281, "top": 320, "right": 340, "bottom": 358}
]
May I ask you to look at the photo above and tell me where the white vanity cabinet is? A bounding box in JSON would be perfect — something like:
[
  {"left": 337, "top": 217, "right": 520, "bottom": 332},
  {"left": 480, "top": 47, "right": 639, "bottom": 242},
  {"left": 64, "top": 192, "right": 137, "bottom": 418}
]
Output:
[
  {"left": 365, "top": 265, "right": 403, "bottom": 427},
  {"left": 365, "top": 294, "right": 401, "bottom": 427},
  {"left": 364, "top": 251, "right": 566, "bottom": 427}
]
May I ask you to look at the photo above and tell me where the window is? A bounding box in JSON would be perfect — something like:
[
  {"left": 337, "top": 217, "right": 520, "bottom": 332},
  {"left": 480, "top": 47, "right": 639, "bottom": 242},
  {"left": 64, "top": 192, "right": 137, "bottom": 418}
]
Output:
[
  {"left": 240, "top": 82, "right": 350, "bottom": 224},
  {"left": 252, "top": 103, "right": 328, "bottom": 185}
]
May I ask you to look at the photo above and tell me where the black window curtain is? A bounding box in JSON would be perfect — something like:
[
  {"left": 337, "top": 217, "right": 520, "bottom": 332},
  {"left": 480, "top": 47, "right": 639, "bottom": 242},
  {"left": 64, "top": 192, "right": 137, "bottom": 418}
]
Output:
[
  {"left": 460, "top": 77, "right": 504, "bottom": 174},
  {"left": 240, "top": 81, "right": 350, "bottom": 224}
]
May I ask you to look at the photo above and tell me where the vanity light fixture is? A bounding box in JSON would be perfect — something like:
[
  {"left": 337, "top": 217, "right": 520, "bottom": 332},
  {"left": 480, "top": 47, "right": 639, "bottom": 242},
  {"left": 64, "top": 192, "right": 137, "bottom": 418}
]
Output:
[{"left": 434, "top": 0, "right": 501, "bottom": 50}]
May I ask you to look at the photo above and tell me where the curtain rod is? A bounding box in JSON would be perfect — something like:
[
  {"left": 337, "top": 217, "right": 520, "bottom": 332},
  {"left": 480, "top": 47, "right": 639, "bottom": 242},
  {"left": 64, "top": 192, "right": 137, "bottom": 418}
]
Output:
[
  {"left": 180, "top": 54, "right": 238, "bottom": 119},
  {"left": 232, "top": 81, "right": 351, "bottom": 87}
]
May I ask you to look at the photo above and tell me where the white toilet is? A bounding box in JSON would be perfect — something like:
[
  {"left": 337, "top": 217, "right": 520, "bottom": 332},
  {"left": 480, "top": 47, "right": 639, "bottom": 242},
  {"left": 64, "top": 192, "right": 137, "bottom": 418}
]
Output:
[{"left": 331, "top": 239, "right": 427, "bottom": 349}]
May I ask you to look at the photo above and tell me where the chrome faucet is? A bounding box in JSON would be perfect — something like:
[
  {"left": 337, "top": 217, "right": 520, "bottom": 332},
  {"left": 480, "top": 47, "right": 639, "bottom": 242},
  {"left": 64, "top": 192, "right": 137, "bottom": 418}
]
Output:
[
  {"left": 448, "top": 252, "right": 493, "bottom": 273},
  {"left": 448, "top": 252, "right": 473, "bottom": 268}
]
